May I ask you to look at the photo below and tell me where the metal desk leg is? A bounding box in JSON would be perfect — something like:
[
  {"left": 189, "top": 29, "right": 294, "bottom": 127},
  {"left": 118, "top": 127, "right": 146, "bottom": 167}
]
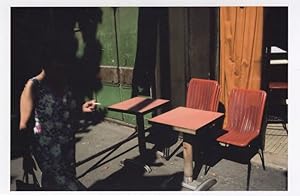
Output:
[
  {"left": 120, "top": 114, "right": 151, "bottom": 173},
  {"left": 182, "top": 134, "right": 194, "bottom": 184},
  {"left": 136, "top": 114, "right": 146, "bottom": 155},
  {"left": 181, "top": 133, "right": 217, "bottom": 191}
]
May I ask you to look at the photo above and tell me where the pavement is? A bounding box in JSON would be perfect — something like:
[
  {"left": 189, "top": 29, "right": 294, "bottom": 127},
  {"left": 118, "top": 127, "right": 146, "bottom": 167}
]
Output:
[{"left": 10, "top": 119, "right": 288, "bottom": 191}]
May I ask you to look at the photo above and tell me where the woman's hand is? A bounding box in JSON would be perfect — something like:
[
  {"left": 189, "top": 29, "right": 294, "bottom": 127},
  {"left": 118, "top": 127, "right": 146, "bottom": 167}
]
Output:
[{"left": 82, "top": 99, "right": 98, "bottom": 113}]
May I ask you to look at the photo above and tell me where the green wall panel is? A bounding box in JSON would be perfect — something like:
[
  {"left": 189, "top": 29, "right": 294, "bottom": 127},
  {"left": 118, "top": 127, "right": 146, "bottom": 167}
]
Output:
[
  {"left": 116, "top": 8, "right": 138, "bottom": 67},
  {"left": 96, "top": 8, "right": 118, "bottom": 66},
  {"left": 93, "top": 7, "right": 140, "bottom": 125},
  {"left": 120, "top": 85, "right": 136, "bottom": 125},
  {"left": 95, "top": 83, "right": 122, "bottom": 120},
  {"left": 73, "top": 7, "right": 138, "bottom": 68},
  {"left": 143, "top": 112, "right": 153, "bottom": 129}
]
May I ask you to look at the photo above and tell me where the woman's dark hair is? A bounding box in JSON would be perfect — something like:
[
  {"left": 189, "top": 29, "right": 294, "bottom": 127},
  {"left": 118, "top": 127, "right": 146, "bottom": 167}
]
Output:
[{"left": 41, "top": 39, "right": 74, "bottom": 70}]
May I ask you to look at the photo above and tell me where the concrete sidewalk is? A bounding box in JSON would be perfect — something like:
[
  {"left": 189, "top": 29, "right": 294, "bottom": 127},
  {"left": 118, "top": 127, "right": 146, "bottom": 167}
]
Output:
[
  {"left": 251, "top": 123, "right": 287, "bottom": 171},
  {"left": 10, "top": 120, "right": 287, "bottom": 191}
]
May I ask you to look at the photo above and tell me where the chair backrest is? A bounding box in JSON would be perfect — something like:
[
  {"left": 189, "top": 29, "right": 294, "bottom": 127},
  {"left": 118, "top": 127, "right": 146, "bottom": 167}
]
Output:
[
  {"left": 186, "top": 78, "right": 220, "bottom": 112},
  {"left": 225, "top": 88, "right": 267, "bottom": 134}
]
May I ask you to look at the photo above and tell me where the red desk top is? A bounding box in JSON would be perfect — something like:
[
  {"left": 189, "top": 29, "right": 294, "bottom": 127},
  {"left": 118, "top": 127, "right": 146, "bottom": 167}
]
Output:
[
  {"left": 149, "top": 106, "right": 224, "bottom": 135},
  {"left": 108, "top": 97, "right": 170, "bottom": 115}
]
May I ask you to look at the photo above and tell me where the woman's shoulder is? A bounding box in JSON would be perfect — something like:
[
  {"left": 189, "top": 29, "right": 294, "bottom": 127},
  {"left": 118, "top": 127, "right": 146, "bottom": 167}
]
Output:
[
  {"left": 35, "top": 70, "right": 45, "bottom": 81},
  {"left": 27, "top": 77, "right": 41, "bottom": 87},
  {"left": 28, "top": 70, "right": 45, "bottom": 86}
]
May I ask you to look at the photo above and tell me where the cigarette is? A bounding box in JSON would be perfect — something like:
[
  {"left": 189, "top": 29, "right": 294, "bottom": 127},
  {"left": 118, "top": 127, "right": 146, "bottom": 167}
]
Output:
[{"left": 94, "top": 102, "right": 101, "bottom": 105}]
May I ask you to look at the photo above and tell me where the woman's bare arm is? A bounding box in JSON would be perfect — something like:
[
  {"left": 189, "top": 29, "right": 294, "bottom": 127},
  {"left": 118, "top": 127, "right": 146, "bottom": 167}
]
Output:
[
  {"left": 19, "top": 70, "right": 45, "bottom": 130},
  {"left": 19, "top": 80, "right": 35, "bottom": 130}
]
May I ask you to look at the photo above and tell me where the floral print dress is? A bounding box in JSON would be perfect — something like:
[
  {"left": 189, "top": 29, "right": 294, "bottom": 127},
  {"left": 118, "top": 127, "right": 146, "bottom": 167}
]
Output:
[{"left": 31, "top": 78, "right": 84, "bottom": 190}]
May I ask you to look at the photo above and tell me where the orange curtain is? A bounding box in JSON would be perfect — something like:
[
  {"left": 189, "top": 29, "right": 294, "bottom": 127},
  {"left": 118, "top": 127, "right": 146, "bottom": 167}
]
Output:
[{"left": 220, "top": 7, "right": 264, "bottom": 113}]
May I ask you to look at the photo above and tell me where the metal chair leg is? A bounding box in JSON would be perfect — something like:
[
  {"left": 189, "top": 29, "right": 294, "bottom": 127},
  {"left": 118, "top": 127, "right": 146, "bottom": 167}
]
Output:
[
  {"left": 259, "top": 148, "right": 266, "bottom": 170},
  {"left": 163, "top": 147, "right": 170, "bottom": 159},
  {"left": 247, "top": 162, "right": 251, "bottom": 190},
  {"left": 204, "top": 164, "right": 210, "bottom": 175},
  {"left": 283, "top": 123, "right": 288, "bottom": 134}
]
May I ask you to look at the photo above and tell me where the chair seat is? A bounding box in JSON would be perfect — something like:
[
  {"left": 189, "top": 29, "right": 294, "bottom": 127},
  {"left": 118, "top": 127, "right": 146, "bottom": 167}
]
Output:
[{"left": 217, "top": 130, "right": 259, "bottom": 147}]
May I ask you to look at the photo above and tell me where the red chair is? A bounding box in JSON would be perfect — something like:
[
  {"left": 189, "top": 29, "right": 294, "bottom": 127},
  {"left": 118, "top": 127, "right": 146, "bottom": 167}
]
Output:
[
  {"left": 160, "top": 78, "right": 221, "bottom": 159},
  {"left": 186, "top": 78, "right": 220, "bottom": 112},
  {"left": 216, "top": 88, "right": 267, "bottom": 190}
]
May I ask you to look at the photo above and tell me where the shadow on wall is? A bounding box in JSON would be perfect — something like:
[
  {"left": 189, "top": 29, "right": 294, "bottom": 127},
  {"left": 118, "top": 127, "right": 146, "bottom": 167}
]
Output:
[
  {"left": 11, "top": 7, "right": 105, "bottom": 159},
  {"left": 131, "top": 8, "right": 170, "bottom": 99}
]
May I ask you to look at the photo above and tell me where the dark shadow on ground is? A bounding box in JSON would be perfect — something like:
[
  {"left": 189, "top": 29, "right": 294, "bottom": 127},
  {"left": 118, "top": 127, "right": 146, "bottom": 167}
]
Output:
[
  {"left": 284, "top": 170, "right": 288, "bottom": 190},
  {"left": 87, "top": 149, "right": 183, "bottom": 191},
  {"left": 75, "top": 108, "right": 108, "bottom": 133},
  {"left": 75, "top": 129, "right": 138, "bottom": 177},
  {"left": 145, "top": 124, "right": 179, "bottom": 159}
]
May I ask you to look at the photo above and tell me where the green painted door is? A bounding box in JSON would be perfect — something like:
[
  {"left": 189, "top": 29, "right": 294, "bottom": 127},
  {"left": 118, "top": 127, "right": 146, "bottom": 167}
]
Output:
[{"left": 95, "top": 8, "right": 140, "bottom": 124}]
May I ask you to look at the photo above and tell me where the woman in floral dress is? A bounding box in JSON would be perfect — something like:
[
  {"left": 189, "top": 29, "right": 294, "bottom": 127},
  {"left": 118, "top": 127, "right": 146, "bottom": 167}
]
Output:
[{"left": 19, "top": 57, "right": 97, "bottom": 190}]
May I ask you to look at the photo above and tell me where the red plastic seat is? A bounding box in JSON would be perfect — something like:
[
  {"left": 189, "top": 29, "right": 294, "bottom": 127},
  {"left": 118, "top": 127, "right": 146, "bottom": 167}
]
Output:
[
  {"left": 216, "top": 88, "right": 267, "bottom": 190},
  {"left": 186, "top": 78, "right": 220, "bottom": 112},
  {"left": 217, "top": 88, "right": 267, "bottom": 147}
]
